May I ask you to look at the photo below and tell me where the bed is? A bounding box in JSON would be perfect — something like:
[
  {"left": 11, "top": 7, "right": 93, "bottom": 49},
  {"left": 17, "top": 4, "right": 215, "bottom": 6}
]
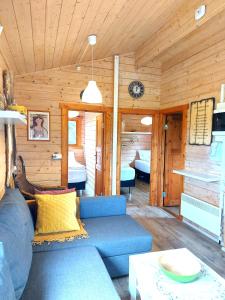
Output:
[
  {"left": 120, "top": 166, "right": 135, "bottom": 199},
  {"left": 68, "top": 152, "right": 87, "bottom": 191},
  {"left": 135, "top": 150, "right": 151, "bottom": 183}
]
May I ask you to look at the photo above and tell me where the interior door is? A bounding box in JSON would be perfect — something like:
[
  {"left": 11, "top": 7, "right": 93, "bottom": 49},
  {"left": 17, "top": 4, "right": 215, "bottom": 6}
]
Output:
[
  {"left": 163, "top": 114, "right": 183, "bottom": 206},
  {"left": 95, "top": 114, "right": 104, "bottom": 196}
]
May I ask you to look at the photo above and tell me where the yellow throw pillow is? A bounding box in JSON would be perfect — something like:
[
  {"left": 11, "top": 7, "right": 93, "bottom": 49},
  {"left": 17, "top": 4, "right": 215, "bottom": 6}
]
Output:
[{"left": 35, "top": 192, "right": 80, "bottom": 234}]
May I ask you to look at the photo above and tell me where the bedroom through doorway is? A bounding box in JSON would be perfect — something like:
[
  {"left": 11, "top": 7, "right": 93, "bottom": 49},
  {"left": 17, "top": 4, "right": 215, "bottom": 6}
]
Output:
[
  {"left": 119, "top": 113, "right": 152, "bottom": 205},
  {"left": 66, "top": 110, "right": 104, "bottom": 197}
]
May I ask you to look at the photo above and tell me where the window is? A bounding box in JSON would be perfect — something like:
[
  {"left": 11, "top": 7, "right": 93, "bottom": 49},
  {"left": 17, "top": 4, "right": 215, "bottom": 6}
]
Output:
[
  {"left": 68, "top": 120, "right": 77, "bottom": 144},
  {"left": 68, "top": 117, "right": 81, "bottom": 147}
]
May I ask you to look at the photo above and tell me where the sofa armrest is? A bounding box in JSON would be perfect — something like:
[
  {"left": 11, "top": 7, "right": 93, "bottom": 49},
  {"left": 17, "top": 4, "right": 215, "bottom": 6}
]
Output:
[{"left": 80, "top": 195, "right": 126, "bottom": 219}]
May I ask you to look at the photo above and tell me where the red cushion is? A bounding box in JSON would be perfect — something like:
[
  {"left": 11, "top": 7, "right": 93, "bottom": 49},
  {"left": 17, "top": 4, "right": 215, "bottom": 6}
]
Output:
[{"left": 35, "top": 188, "right": 75, "bottom": 195}]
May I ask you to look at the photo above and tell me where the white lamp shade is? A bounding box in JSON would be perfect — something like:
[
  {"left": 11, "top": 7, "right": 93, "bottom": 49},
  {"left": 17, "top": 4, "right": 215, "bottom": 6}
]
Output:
[
  {"left": 82, "top": 80, "right": 102, "bottom": 103},
  {"left": 141, "top": 116, "right": 152, "bottom": 125}
]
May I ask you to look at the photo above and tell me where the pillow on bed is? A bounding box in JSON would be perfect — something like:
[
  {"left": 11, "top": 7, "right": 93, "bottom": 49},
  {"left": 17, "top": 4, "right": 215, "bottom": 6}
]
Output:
[{"left": 138, "top": 150, "right": 151, "bottom": 162}]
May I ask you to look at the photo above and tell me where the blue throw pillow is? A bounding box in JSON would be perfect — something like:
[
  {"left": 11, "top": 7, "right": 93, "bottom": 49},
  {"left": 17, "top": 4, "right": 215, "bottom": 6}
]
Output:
[
  {"left": 0, "top": 189, "right": 34, "bottom": 299},
  {"left": 0, "top": 242, "right": 16, "bottom": 300}
]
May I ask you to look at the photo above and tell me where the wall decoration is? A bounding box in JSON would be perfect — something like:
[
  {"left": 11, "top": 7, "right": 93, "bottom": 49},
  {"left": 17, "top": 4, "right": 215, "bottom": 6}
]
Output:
[
  {"left": 128, "top": 81, "right": 145, "bottom": 99},
  {"left": 28, "top": 111, "right": 50, "bottom": 141},
  {"left": 189, "top": 98, "right": 215, "bottom": 145}
]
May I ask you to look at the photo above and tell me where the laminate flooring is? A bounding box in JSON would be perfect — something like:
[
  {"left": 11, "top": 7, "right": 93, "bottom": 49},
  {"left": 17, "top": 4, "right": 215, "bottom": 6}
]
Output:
[
  {"left": 120, "top": 179, "right": 150, "bottom": 206},
  {"left": 113, "top": 203, "right": 225, "bottom": 299}
]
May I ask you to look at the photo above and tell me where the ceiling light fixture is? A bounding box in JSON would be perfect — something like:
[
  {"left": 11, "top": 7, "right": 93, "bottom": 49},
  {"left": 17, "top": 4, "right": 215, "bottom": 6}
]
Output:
[
  {"left": 0, "top": 24, "right": 3, "bottom": 35},
  {"left": 82, "top": 35, "right": 102, "bottom": 104},
  {"left": 141, "top": 116, "right": 152, "bottom": 126}
]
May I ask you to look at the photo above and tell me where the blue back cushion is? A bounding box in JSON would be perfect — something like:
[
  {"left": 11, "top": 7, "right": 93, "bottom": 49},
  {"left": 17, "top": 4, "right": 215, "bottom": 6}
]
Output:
[
  {"left": 0, "top": 241, "right": 15, "bottom": 300},
  {"left": 0, "top": 189, "right": 34, "bottom": 299},
  {"left": 80, "top": 195, "right": 126, "bottom": 219}
]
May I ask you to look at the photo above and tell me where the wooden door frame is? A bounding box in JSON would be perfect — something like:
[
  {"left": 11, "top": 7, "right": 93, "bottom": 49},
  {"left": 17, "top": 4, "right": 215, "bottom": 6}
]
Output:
[
  {"left": 60, "top": 103, "right": 113, "bottom": 196},
  {"left": 157, "top": 104, "right": 188, "bottom": 208},
  {"left": 95, "top": 114, "right": 104, "bottom": 196},
  {"left": 116, "top": 108, "right": 159, "bottom": 205}
]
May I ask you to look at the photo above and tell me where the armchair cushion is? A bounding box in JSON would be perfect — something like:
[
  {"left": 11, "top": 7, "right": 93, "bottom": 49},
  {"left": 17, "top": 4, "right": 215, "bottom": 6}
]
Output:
[{"left": 80, "top": 195, "right": 126, "bottom": 219}]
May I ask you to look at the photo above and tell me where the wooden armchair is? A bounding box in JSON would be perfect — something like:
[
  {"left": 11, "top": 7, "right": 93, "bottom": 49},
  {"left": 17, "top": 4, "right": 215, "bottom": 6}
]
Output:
[{"left": 14, "top": 156, "right": 66, "bottom": 199}]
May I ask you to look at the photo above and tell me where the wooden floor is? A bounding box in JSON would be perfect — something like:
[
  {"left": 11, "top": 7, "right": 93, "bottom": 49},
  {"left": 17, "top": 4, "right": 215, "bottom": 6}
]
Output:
[
  {"left": 113, "top": 203, "right": 225, "bottom": 300},
  {"left": 121, "top": 179, "right": 150, "bottom": 206}
]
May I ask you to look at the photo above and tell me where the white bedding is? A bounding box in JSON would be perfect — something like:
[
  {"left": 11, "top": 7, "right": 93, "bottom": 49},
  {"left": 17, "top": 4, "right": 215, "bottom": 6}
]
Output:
[
  {"left": 120, "top": 167, "right": 135, "bottom": 181},
  {"left": 68, "top": 166, "right": 86, "bottom": 183},
  {"left": 68, "top": 151, "right": 87, "bottom": 183},
  {"left": 135, "top": 160, "right": 150, "bottom": 174}
]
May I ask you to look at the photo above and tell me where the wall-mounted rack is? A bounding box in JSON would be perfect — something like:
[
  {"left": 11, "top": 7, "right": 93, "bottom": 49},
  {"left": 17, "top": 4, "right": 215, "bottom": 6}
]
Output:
[
  {"left": 0, "top": 110, "right": 27, "bottom": 125},
  {"left": 173, "top": 169, "right": 220, "bottom": 182}
]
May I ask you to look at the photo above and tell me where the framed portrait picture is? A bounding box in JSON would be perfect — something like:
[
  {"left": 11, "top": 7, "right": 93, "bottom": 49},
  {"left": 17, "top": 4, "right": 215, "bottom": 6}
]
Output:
[{"left": 27, "top": 111, "right": 50, "bottom": 141}]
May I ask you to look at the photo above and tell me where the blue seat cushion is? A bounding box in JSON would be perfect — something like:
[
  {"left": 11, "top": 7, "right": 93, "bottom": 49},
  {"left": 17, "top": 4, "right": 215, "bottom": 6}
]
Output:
[
  {"left": 0, "top": 242, "right": 15, "bottom": 300},
  {"left": 0, "top": 189, "right": 34, "bottom": 299},
  {"left": 21, "top": 246, "right": 120, "bottom": 300},
  {"left": 33, "top": 215, "right": 152, "bottom": 258}
]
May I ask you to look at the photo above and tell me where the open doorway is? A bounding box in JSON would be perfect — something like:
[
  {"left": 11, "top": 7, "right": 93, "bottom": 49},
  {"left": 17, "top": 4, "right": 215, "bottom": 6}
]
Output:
[
  {"left": 119, "top": 114, "right": 152, "bottom": 205},
  {"left": 162, "top": 112, "right": 186, "bottom": 216},
  {"left": 67, "top": 110, "right": 104, "bottom": 196}
]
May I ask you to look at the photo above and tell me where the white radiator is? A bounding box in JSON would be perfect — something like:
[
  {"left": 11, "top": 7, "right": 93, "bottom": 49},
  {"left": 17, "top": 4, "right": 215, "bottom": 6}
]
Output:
[{"left": 181, "top": 193, "right": 221, "bottom": 237}]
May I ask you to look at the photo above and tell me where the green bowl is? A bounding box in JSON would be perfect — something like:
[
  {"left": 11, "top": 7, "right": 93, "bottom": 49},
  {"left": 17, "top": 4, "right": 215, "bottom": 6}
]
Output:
[
  {"left": 158, "top": 252, "right": 201, "bottom": 283},
  {"left": 160, "top": 265, "right": 201, "bottom": 283}
]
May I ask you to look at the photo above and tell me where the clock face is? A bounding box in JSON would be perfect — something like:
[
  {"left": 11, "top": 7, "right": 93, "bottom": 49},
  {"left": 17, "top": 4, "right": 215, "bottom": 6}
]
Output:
[{"left": 128, "top": 81, "right": 144, "bottom": 99}]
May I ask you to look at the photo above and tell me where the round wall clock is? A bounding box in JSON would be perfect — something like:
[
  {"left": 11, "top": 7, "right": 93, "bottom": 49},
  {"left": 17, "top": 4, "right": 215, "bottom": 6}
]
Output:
[{"left": 128, "top": 81, "right": 144, "bottom": 99}]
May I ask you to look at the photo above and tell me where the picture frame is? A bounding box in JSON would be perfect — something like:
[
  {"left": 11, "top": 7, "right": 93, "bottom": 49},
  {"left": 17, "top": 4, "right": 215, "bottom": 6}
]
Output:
[
  {"left": 189, "top": 97, "right": 215, "bottom": 146},
  {"left": 27, "top": 111, "right": 50, "bottom": 141}
]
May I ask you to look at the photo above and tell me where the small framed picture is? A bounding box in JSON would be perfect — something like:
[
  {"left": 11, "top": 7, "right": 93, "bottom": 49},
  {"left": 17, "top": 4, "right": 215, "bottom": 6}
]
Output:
[{"left": 27, "top": 111, "right": 50, "bottom": 141}]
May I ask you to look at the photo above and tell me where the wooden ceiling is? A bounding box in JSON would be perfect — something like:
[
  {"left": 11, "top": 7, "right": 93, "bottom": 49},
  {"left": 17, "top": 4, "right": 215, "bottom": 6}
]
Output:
[
  {"left": 136, "top": 0, "right": 225, "bottom": 69},
  {"left": 0, "top": 0, "right": 186, "bottom": 74},
  {"left": 1, "top": 0, "right": 225, "bottom": 75}
]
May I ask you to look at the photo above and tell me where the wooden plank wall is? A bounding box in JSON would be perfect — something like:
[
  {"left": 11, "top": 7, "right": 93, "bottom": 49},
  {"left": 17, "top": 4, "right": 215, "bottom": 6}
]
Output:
[
  {"left": 122, "top": 114, "right": 152, "bottom": 132},
  {"left": 68, "top": 114, "right": 85, "bottom": 165},
  {"left": 14, "top": 52, "right": 160, "bottom": 186},
  {"left": 121, "top": 133, "right": 151, "bottom": 167},
  {"left": 121, "top": 114, "right": 152, "bottom": 167},
  {"left": 84, "top": 112, "right": 100, "bottom": 195},
  {"left": 160, "top": 39, "right": 225, "bottom": 207}
]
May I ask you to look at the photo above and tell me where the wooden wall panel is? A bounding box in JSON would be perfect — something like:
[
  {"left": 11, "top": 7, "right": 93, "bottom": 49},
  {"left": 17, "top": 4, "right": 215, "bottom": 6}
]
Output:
[
  {"left": 68, "top": 114, "right": 85, "bottom": 165},
  {"left": 119, "top": 53, "right": 160, "bottom": 109},
  {"left": 160, "top": 39, "right": 225, "bottom": 208},
  {"left": 122, "top": 114, "right": 152, "bottom": 132},
  {"left": 121, "top": 114, "right": 152, "bottom": 167},
  {"left": 121, "top": 133, "right": 151, "bottom": 167},
  {"left": 15, "top": 53, "right": 159, "bottom": 186}
]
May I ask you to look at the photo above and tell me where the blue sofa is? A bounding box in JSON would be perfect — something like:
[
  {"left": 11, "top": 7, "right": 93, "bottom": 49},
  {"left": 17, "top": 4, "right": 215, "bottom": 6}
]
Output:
[{"left": 0, "top": 189, "right": 152, "bottom": 300}]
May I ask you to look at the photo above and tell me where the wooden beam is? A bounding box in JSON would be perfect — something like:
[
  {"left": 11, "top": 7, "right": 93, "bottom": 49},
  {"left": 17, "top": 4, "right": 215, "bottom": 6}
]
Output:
[
  {"left": 59, "top": 102, "right": 112, "bottom": 113},
  {"left": 118, "top": 108, "right": 158, "bottom": 115},
  {"left": 136, "top": 0, "right": 225, "bottom": 67}
]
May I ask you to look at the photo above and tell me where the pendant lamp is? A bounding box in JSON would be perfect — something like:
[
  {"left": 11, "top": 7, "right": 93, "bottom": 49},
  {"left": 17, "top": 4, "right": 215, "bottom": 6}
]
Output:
[
  {"left": 141, "top": 116, "right": 152, "bottom": 126},
  {"left": 82, "top": 35, "right": 102, "bottom": 103}
]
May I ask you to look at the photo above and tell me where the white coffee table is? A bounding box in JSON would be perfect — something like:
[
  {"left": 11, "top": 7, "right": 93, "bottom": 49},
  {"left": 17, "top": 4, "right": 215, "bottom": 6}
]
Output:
[{"left": 129, "top": 248, "right": 225, "bottom": 300}]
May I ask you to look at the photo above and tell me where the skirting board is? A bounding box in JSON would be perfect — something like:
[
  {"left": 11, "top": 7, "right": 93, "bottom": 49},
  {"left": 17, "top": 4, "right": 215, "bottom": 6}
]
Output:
[{"left": 183, "top": 217, "right": 220, "bottom": 243}]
